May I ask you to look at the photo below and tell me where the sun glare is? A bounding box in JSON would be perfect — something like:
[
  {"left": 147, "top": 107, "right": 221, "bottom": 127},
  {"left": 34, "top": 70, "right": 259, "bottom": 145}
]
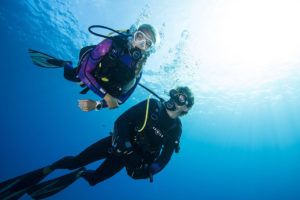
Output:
[
  {"left": 217, "top": 0, "right": 300, "bottom": 66},
  {"left": 185, "top": 0, "right": 300, "bottom": 92}
]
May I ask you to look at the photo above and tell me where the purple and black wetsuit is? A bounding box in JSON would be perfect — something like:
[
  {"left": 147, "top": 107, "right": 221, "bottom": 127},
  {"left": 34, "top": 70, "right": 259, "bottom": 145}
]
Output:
[
  {"left": 77, "top": 39, "right": 113, "bottom": 98},
  {"left": 64, "top": 37, "right": 143, "bottom": 107}
]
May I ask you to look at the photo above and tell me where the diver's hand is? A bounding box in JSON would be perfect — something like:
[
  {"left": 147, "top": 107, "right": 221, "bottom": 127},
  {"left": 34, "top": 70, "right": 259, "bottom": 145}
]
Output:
[
  {"left": 78, "top": 99, "right": 97, "bottom": 112},
  {"left": 104, "top": 93, "right": 119, "bottom": 109}
]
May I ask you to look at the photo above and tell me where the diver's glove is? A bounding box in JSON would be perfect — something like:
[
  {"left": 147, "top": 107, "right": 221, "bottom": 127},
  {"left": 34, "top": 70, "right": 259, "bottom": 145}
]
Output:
[
  {"left": 149, "top": 163, "right": 161, "bottom": 174},
  {"left": 147, "top": 163, "right": 161, "bottom": 183}
]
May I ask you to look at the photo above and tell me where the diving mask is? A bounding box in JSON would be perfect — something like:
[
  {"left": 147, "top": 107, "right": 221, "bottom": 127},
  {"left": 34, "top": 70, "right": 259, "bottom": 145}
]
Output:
[
  {"left": 133, "top": 31, "right": 154, "bottom": 51},
  {"left": 170, "top": 89, "right": 189, "bottom": 106}
]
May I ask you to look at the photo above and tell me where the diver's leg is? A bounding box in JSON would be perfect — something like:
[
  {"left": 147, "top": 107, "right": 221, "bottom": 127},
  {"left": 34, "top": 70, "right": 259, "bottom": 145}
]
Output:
[
  {"left": 63, "top": 61, "right": 81, "bottom": 82},
  {"left": 81, "top": 155, "right": 125, "bottom": 186},
  {"left": 27, "top": 156, "right": 124, "bottom": 199},
  {"left": 51, "top": 136, "right": 112, "bottom": 170},
  {"left": 65, "top": 45, "right": 96, "bottom": 84}
]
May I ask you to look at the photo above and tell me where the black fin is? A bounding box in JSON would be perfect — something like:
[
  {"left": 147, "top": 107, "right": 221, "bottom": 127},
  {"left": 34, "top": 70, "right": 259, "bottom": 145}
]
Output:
[
  {"left": 27, "top": 168, "right": 84, "bottom": 200},
  {"left": 0, "top": 167, "right": 53, "bottom": 200},
  {"left": 28, "top": 49, "right": 69, "bottom": 68}
]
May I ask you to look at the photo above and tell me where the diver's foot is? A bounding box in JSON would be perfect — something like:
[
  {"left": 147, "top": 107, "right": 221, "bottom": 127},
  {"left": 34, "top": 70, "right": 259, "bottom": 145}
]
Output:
[
  {"left": 76, "top": 167, "right": 86, "bottom": 178},
  {"left": 27, "top": 167, "right": 86, "bottom": 199},
  {"left": 80, "top": 169, "right": 98, "bottom": 186},
  {"left": 47, "top": 59, "right": 72, "bottom": 68}
]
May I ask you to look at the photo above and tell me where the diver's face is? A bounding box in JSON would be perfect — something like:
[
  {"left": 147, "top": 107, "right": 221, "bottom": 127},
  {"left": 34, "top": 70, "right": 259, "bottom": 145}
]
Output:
[
  {"left": 174, "top": 104, "right": 190, "bottom": 117},
  {"left": 132, "top": 30, "right": 154, "bottom": 51}
]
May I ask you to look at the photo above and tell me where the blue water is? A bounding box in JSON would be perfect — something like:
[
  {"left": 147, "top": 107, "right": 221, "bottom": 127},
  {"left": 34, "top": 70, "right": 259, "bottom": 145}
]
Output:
[{"left": 1, "top": 1, "right": 300, "bottom": 200}]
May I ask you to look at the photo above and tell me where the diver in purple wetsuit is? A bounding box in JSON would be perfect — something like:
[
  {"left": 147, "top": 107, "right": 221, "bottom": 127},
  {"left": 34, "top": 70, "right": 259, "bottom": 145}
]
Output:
[{"left": 28, "top": 24, "right": 158, "bottom": 111}]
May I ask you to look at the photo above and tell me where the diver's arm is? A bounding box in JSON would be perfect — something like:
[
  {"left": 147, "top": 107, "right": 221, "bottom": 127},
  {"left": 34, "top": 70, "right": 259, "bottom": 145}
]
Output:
[
  {"left": 149, "top": 128, "right": 182, "bottom": 175},
  {"left": 128, "top": 141, "right": 177, "bottom": 181},
  {"left": 117, "top": 73, "right": 142, "bottom": 104},
  {"left": 82, "top": 58, "right": 107, "bottom": 98},
  {"left": 77, "top": 99, "right": 108, "bottom": 112},
  {"left": 78, "top": 39, "right": 112, "bottom": 98},
  {"left": 149, "top": 145, "right": 174, "bottom": 175}
]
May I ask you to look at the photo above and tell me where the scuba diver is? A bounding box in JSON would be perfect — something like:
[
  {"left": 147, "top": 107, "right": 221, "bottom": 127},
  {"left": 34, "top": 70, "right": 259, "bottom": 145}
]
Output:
[
  {"left": 0, "top": 86, "right": 194, "bottom": 200},
  {"left": 28, "top": 24, "right": 158, "bottom": 111}
]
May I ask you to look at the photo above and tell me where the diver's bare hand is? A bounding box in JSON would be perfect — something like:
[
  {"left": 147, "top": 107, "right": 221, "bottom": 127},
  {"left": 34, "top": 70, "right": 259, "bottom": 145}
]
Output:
[
  {"left": 104, "top": 93, "right": 119, "bottom": 109},
  {"left": 78, "top": 99, "right": 97, "bottom": 112}
]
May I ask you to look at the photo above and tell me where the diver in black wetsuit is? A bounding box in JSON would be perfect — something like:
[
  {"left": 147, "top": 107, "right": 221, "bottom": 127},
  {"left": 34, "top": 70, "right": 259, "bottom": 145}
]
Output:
[{"left": 0, "top": 86, "right": 194, "bottom": 199}]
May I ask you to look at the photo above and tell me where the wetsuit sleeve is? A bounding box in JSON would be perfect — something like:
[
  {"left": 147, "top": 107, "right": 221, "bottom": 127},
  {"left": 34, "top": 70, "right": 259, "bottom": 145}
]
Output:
[
  {"left": 149, "top": 124, "right": 182, "bottom": 175},
  {"left": 117, "top": 73, "right": 142, "bottom": 104},
  {"left": 78, "top": 39, "right": 113, "bottom": 98},
  {"left": 112, "top": 99, "right": 157, "bottom": 155}
]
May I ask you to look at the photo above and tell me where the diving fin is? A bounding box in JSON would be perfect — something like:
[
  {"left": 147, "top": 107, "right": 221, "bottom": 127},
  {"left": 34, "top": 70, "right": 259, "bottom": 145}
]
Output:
[
  {"left": 27, "top": 168, "right": 85, "bottom": 200},
  {"left": 28, "top": 49, "right": 69, "bottom": 68},
  {"left": 0, "top": 166, "right": 53, "bottom": 200}
]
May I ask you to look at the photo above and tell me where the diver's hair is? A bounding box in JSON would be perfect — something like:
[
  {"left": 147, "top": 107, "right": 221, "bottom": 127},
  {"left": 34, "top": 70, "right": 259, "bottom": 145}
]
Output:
[
  {"left": 138, "top": 24, "right": 157, "bottom": 44},
  {"left": 170, "top": 86, "right": 195, "bottom": 108}
]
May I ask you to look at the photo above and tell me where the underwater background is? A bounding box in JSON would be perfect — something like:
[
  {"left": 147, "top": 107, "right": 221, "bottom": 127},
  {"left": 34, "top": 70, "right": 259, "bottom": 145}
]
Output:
[{"left": 1, "top": 0, "right": 300, "bottom": 199}]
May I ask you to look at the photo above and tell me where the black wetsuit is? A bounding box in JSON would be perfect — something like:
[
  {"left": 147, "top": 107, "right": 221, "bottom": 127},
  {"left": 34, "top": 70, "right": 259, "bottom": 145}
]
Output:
[{"left": 51, "top": 99, "right": 182, "bottom": 185}]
